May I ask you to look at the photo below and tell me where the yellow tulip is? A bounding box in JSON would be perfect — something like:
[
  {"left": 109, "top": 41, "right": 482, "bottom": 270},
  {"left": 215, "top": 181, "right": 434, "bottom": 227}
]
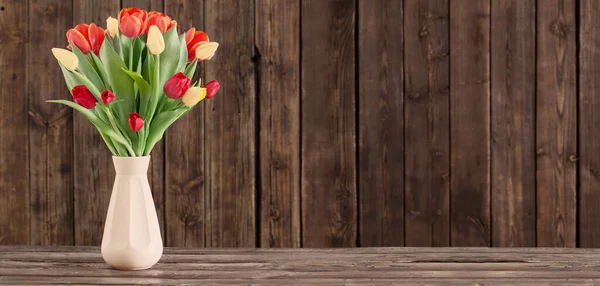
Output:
[
  {"left": 106, "top": 17, "right": 119, "bottom": 37},
  {"left": 181, "top": 87, "right": 207, "bottom": 107},
  {"left": 51, "top": 48, "right": 78, "bottom": 71},
  {"left": 147, "top": 25, "right": 165, "bottom": 55},
  {"left": 195, "top": 42, "right": 219, "bottom": 61}
]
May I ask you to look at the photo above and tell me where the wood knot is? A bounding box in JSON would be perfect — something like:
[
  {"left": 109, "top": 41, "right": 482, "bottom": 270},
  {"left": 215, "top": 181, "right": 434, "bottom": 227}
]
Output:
[
  {"left": 419, "top": 26, "right": 429, "bottom": 38},
  {"left": 441, "top": 172, "right": 449, "bottom": 181},
  {"left": 182, "top": 175, "right": 204, "bottom": 192},
  {"left": 408, "top": 92, "right": 421, "bottom": 100},
  {"left": 536, "top": 148, "right": 545, "bottom": 155},
  {"left": 269, "top": 207, "right": 280, "bottom": 222},
  {"left": 550, "top": 20, "right": 569, "bottom": 38},
  {"left": 569, "top": 155, "right": 578, "bottom": 162},
  {"left": 590, "top": 168, "right": 600, "bottom": 179}
]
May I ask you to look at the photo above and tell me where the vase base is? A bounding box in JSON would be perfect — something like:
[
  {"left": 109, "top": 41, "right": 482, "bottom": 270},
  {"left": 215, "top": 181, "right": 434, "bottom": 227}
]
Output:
[{"left": 111, "top": 265, "right": 154, "bottom": 271}]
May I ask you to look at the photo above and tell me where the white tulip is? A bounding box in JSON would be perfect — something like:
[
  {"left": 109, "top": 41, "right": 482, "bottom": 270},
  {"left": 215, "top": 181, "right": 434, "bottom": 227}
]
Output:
[
  {"left": 106, "top": 17, "right": 119, "bottom": 37},
  {"left": 147, "top": 25, "right": 165, "bottom": 55},
  {"left": 181, "top": 87, "right": 207, "bottom": 107},
  {"left": 195, "top": 42, "right": 219, "bottom": 60},
  {"left": 51, "top": 48, "right": 78, "bottom": 71}
]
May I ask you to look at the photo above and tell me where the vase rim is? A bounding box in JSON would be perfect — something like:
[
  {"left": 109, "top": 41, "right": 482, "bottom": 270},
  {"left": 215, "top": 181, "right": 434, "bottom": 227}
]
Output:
[{"left": 112, "top": 155, "right": 151, "bottom": 159}]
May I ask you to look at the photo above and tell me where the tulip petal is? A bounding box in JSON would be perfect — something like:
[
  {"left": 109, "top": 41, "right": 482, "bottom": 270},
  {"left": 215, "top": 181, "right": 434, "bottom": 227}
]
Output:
[
  {"left": 66, "top": 29, "right": 91, "bottom": 54},
  {"left": 191, "top": 31, "right": 209, "bottom": 44},
  {"left": 74, "top": 24, "right": 90, "bottom": 41},
  {"left": 185, "top": 28, "right": 196, "bottom": 44},
  {"left": 195, "top": 42, "right": 219, "bottom": 61},
  {"left": 182, "top": 86, "right": 206, "bottom": 107},
  {"left": 106, "top": 17, "right": 119, "bottom": 37},
  {"left": 88, "top": 23, "right": 105, "bottom": 55},
  {"left": 147, "top": 25, "right": 165, "bottom": 55},
  {"left": 52, "top": 48, "right": 79, "bottom": 71},
  {"left": 203, "top": 80, "right": 220, "bottom": 99},
  {"left": 163, "top": 72, "right": 191, "bottom": 99},
  {"left": 144, "top": 14, "right": 168, "bottom": 35},
  {"left": 119, "top": 14, "right": 143, "bottom": 37},
  {"left": 128, "top": 112, "right": 144, "bottom": 132}
]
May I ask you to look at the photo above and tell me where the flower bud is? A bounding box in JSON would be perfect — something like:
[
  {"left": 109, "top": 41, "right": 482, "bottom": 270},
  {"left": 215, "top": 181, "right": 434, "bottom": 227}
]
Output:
[
  {"left": 195, "top": 42, "right": 219, "bottom": 61},
  {"left": 181, "top": 87, "right": 207, "bottom": 107},
  {"left": 100, "top": 89, "right": 115, "bottom": 104},
  {"left": 71, "top": 85, "right": 97, "bottom": 109},
  {"left": 52, "top": 48, "right": 78, "bottom": 71},
  {"left": 203, "top": 80, "right": 220, "bottom": 99},
  {"left": 128, "top": 112, "right": 144, "bottom": 132},
  {"left": 106, "top": 17, "right": 119, "bottom": 37},
  {"left": 163, "top": 72, "right": 190, "bottom": 99},
  {"left": 147, "top": 25, "right": 165, "bottom": 55}
]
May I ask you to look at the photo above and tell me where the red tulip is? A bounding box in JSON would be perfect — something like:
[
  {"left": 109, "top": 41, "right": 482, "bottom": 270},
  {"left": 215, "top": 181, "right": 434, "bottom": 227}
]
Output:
[
  {"left": 128, "top": 112, "right": 144, "bottom": 132},
  {"left": 143, "top": 11, "right": 177, "bottom": 35},
  {"left": 163, "top": 72, "right": 191, "bottom": 99},
  {"left": 185, "top": 28, "right": 209, "bottom": 61},
  {"left": 66, "top": 23, "right": 105, "bottom": 55},
  {"left": 72, "top": 85, "right": 97, "bottom": 109},
  {"left": 204, "top": 80, "right": 220, "bottom": 99},
  {"left": 119, "top": 8, "right": 147, "bottom": 37},
  {"left": 100, "top": 89, "right": 115, "bottom": 104}
]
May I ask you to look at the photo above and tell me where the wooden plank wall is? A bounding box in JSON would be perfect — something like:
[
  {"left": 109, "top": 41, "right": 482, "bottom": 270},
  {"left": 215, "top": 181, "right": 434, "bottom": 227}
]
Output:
[{"left": 1, "top": 0, "right": 600, "bottom": 248}]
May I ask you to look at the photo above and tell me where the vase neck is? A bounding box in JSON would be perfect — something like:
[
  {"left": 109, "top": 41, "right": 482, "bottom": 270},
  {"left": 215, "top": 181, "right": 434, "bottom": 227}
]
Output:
[{"left": 112, "top": 156, "right": 151, "bottom": 175}]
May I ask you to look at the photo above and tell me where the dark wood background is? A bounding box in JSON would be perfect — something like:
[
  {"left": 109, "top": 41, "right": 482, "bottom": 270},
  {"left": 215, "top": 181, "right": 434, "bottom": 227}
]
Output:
[{"left": 0, "top": 0, "right": 598, "bottom": 248}]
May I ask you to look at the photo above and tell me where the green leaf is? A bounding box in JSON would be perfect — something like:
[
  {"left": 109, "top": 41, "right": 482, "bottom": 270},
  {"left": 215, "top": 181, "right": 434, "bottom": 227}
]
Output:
[
  {"left": 122, "top": 68, "right": 153, "bottom": 119},
  {"left": 120, "top": 36, "right": 132, "bottom": 67},
  {"left": 142, "top": 49, "right": 155, "bottom": 85},
  {"left": 184, "top": 60, "right": 198, "bottom": 79},
  {"left": 158, "top": 27, "right": 181, "bottom": 87},
  {"left": 47, "top": 100, "right": 132, "bottom": 148},
  {"left": 122, "top": 68, "right": 151, "bottom": 95},
  {"left": 144, "top": 109, "right": 187, "bottom": 155},
  {"left": 99, "top": 39, "right": 135, "bottom": 139},
  {"left": 133, "top": 37, "right": 146, "bottom": 72},
  {"left": 178, "top": 33, "right": 188, "bottom": 71},
  {"left": 58, "top": 64, "right": 81, "bottom": 91},
  {"left": 98, "top": 129, "right": 118, "bottom": 155},
  {"left": 90, "top": 53, "right": 111, "bottom": 90},
  {"left": 71, "top": 44, "right": 105, "bottom": 92}
]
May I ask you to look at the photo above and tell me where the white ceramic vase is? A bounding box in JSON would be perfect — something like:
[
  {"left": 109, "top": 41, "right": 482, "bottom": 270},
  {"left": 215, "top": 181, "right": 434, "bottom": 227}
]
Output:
[{"left": 101, "top": 156, "right": 163, "bottom": 270}]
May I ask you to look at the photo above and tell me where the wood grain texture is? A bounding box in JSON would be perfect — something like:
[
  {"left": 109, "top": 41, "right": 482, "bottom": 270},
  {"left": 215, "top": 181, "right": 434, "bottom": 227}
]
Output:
[
  {"left": 28, "top": 0, "right": 74, "bottom": 246},
  {"left": 403, "top": 0, "right": 450, "bottom": 247},
  {"left": 449, "top": 0, "right": 491, "bottom": 247},
  {"left": 536, "top": 0, "right": 576, "bottom": 247},
  {"left": 122, "top": 0, "right": 163, "bottom": 10},
  {"left": 124, "top": 0, "right": 166, "bottom": 243},
  {"left": 204, "top": 0, "right": 256, "bottom": 247},
  {"left": 71, "top": 0, "right": 119, "bottom": 246},
  {"left": 490, "top": 0, "right": 536, "bottom": 247},
  {"left": 357, "top": 0, "right": 404, "bottom": 247},
  {"left": 3, "top": 247, "right": 600, "bottom": 285},
  {"left": 164, "top": 0, "right": 205, "bottom": 248},
  {"left": 256, "top": 0, "right": 301, "bottom": 248},
  {"left": 578, "top": 0, "right": 599, "bottom": 248},
  {"left": 301, "top": 0, "right": 356, "bottom": 248},
  {"left": 0, "top": 0, "right": 29, "bottom": 245}
]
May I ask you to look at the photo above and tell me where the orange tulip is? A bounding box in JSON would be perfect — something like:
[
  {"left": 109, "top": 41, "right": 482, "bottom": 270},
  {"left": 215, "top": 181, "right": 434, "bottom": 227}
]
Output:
[
  {"left": 118, "top": 8, "right": 147, "bottom": 37},
  {"left": 66, "top": 23, "right": 104, "bottom": 55},
  {"left": 185, "top": 28, "right": 209, "bottom": 61},
  {"left": 143, "top": 11, "right": 177, "bottom": 35}
]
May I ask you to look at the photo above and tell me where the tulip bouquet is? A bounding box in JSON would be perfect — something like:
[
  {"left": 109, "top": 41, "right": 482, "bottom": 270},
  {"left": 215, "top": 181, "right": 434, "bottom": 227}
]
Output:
[{"left": 49, "top": 8, "right": 220, "bottom": 156}]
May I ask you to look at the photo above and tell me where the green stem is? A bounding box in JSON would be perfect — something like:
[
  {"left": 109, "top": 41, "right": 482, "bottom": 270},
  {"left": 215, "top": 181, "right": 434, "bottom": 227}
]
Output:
[
  {"left": 104, "top": 106, "right": 136, "bottom": 156},
  {"left": 129, "top": 39, "right": 134, "bottom": 71}
]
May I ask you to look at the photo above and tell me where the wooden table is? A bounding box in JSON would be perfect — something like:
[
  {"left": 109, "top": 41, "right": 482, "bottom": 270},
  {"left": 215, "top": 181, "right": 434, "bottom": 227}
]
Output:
[{"left": 1, "top": 247, "right": 600, "bottom": 285}]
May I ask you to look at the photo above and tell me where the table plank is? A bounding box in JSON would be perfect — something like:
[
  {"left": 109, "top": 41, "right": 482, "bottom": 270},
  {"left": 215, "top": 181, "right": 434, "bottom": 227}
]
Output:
[{"left": 1, "top": 247, "right": 600, "bottom": 285}]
